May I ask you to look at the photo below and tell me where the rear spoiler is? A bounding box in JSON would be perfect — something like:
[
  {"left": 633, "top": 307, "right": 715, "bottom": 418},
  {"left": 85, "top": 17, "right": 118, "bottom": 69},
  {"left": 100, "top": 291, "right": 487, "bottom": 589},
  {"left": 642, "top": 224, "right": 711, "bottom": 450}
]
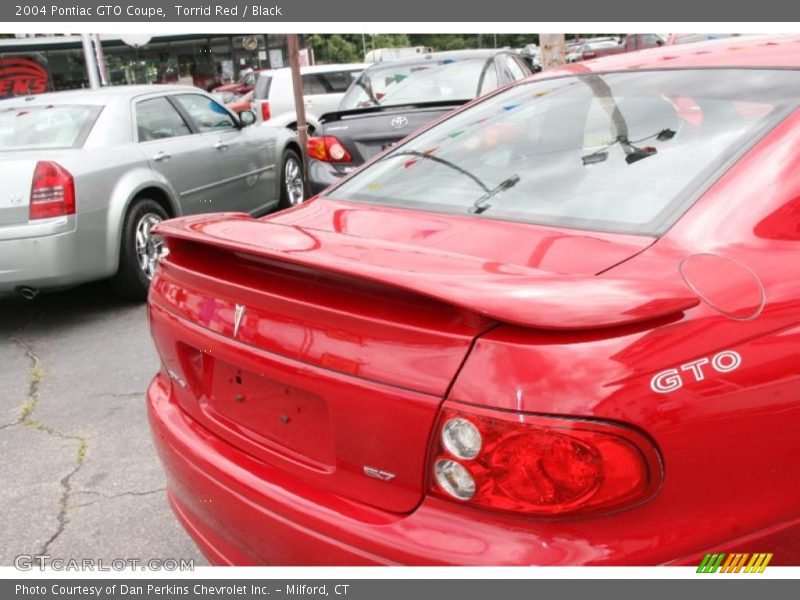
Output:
[
  {"left": 155, "top": 214, "right": 698, "bottom": 331},
  {"left": 319, "top": 100, "right": 470, "bottom": 124}
]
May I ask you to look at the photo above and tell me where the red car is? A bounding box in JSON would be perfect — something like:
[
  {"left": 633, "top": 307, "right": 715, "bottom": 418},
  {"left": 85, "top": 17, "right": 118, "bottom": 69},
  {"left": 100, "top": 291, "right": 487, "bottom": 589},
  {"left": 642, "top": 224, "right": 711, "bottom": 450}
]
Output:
[
  {"left": 147, "top": 35, "right": 800, "bottom": 565},
  {"left": 212, "top": 68, "right": 259, "bottom": 96},
  {"left": 227, "top": 90, "right": 254, "bottom": 114}
]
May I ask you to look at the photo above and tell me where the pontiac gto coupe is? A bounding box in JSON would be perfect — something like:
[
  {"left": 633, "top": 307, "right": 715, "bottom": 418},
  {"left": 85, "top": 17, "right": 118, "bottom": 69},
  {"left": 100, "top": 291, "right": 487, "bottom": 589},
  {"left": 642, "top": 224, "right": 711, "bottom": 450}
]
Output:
[{"left": 147, "top": 35, "right": 800, "bottom": 565}]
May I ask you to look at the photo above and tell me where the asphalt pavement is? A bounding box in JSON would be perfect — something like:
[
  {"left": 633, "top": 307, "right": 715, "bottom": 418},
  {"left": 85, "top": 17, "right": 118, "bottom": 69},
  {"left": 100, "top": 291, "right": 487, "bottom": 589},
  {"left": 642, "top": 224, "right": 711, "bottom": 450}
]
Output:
[{"left": 0, "top": 282, "right": 206, "bottom": 567}]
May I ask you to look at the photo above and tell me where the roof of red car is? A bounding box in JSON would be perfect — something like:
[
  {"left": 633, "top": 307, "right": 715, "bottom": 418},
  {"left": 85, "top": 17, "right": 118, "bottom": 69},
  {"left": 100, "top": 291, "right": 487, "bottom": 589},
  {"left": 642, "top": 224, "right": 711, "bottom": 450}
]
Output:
[{"left": 554, "top": 34, "right": 800, "bottom": 75}]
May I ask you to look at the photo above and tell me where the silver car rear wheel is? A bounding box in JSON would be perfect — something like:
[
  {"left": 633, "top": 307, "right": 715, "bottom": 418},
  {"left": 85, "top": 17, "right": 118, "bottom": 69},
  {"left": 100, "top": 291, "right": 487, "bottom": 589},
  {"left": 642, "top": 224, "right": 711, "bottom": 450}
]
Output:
[
  {"left": 135, "top": 213, "right": 164, "bottom": 280},
  {"left": 111, "top": 198, "right": 169, "bottom": 300}
]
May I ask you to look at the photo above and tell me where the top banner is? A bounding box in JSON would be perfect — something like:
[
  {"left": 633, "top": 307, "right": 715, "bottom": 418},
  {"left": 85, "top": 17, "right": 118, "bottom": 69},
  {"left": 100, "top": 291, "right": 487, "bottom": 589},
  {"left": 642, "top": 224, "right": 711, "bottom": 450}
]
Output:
[{"left": 3, "top": 0, "right": 800, "bottom": 22}]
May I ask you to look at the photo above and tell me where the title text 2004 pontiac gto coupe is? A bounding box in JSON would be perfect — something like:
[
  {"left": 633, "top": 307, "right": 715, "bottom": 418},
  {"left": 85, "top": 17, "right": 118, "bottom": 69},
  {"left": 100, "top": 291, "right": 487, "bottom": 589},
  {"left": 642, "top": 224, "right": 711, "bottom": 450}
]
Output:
[{"left": 147, "top": 36, "right": 800, "bottom": 565}]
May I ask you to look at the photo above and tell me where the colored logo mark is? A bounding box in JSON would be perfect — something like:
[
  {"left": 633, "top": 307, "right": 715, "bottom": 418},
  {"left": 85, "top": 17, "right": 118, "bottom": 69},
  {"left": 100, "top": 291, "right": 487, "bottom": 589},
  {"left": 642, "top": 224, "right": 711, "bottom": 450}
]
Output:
[{"left": 697, "top": 552, "right": 772, "bottom": 573}]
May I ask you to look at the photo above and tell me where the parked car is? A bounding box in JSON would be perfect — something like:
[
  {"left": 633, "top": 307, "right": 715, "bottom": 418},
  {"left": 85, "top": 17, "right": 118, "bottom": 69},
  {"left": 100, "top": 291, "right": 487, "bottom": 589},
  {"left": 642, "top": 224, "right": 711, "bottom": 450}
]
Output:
[
  {"left": 227, "top": 90, "right": 253, "bottom": 113},
  {"left": 577, "top": 33, "right": 667, "bottom": 60},
  {"left": 251, "top": 63, "right": 367, "bottom": 132},
  {"left": 564, "top": 36, "right": 622, "bottom": 61},
  {"left": 306, "top": 50, "right": 532, "bottom": 196},
  {"left": 518, "top": 44, "right": 542, "bottom": 72},
  {"left": 148, "top": 34, "right": 800, "bottom": 566},
  {"left": 0, "top": 85, "right": 304, "bottom": 300},
  {"left": 567, "top": 39, "right": 621, "bottom": 62},
  {"left": 364, "top": 46, "right": 433, "bottom": 63},
  {"left": 211, "top": 67, "right": 259, "bottom": 96}
]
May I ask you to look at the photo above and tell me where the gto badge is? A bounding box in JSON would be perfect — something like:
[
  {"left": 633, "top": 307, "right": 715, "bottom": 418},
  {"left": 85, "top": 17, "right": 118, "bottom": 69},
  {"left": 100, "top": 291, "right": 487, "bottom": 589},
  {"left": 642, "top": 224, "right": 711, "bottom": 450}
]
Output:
[
  {"left": 363, "top": 466, "right": 396, "bottom": 481},
  {"left": 650, "top": 350, "right": 741, "bottom": 394},
  {"left": 233, "top": 304, "right": 246, "bottom": 338}
]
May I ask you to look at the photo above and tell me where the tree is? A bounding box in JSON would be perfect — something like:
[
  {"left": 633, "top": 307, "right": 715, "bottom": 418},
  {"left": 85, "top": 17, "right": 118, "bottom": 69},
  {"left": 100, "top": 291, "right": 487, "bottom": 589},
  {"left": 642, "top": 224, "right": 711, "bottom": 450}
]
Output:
[
  {"left": 305, "top": 34, "right": 359, "bottom": 64},
  {"left": 370, "top": 34, "right": 411, "bottom": 49}
]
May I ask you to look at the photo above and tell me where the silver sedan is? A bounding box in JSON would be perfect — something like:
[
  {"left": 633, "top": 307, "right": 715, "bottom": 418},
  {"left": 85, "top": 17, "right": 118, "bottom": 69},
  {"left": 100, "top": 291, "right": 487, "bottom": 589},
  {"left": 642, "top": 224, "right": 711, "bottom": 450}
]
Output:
[{"left": 0, "top": 85, "right": 307, "bottom": 299}]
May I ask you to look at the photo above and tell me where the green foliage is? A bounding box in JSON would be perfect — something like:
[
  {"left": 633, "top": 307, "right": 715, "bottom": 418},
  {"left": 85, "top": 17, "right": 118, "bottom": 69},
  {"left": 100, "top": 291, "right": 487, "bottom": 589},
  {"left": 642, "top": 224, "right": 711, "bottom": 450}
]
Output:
[
  {"left": 304, "top": 34, "right": 360, "bottom": 64},
  {"left": 371, "top": 34, "right": 411, "bottom": 49},
  {"left": 305, "top": 34, "right": 414, "bottom": 64}
]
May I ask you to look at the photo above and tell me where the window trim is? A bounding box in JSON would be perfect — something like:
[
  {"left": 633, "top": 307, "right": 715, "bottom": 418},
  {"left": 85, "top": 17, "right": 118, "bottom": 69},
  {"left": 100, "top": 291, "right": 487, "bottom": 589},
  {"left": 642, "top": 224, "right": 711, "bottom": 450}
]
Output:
[{"left": 133, "top": 95, "right": 194, "bottom": 144}]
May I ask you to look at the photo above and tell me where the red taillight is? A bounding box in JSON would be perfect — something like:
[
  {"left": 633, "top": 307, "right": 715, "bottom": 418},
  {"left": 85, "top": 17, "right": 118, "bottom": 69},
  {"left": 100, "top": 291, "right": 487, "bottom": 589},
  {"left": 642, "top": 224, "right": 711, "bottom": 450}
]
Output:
[
  {"left": 306, "top": 136, "right": 352, "bottom": 163},
  {"left": 260, "top": 100, "right": 271, "bottom": 121},
  {"left": 428, "top": 402, "right": 662, "bottom": 517},
  {"left": 29, "top": 161, "right": 75, "bottom": 220}
]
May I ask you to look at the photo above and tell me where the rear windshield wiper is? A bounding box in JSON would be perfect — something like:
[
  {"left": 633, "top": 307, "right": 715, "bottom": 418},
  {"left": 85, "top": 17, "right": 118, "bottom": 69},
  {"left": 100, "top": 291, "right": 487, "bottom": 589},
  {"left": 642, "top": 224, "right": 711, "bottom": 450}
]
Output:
[
  {"left": 469, "top": 175, "right": 521, "bottom": 215},
  {"left": 382, "top": 150, "right": 491, "bottom": 193},
  {"left": 377, "top": 149, "right": 519, "bottom": 215}
]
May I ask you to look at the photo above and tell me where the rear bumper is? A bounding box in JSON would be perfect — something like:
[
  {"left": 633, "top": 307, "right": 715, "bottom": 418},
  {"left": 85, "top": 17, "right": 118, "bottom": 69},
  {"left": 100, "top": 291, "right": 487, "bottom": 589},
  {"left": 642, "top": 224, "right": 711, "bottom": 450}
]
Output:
[
  {"left": 151, "top": 371, "right": 781, "bottom": 566},
  {"left": 308, "top": 159, "right": 356, "bottom": 196},
  {"left": 0, "top": 216, "right": 83, "bottom": 293}
]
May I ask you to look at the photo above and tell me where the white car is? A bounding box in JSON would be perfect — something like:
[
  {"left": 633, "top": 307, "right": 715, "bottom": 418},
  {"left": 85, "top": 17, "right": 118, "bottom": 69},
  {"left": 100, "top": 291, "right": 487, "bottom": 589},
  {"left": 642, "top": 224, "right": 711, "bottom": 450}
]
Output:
[{"left": 252, "top": 63, "right": 367, "bottom": 133}]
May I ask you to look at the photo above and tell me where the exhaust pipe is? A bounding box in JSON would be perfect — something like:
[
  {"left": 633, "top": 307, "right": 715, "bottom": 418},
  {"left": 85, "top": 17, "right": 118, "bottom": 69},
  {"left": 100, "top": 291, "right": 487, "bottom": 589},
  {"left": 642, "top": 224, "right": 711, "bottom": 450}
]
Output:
[{"left": 17, "top": 286, "right": 39, "bottom": 301}]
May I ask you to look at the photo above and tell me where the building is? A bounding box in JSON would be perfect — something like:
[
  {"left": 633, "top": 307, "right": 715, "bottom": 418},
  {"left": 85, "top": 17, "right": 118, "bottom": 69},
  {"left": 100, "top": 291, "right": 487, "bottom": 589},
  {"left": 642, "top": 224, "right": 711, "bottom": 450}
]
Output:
[{"left": 0, "top": 34, "right": 295, "bottom": 97}]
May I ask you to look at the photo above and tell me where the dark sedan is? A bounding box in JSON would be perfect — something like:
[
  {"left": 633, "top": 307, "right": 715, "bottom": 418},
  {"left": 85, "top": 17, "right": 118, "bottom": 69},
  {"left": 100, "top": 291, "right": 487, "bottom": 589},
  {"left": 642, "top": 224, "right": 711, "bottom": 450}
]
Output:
[{"left": 306, "top": 49, "right": 531, "bottom": 195}]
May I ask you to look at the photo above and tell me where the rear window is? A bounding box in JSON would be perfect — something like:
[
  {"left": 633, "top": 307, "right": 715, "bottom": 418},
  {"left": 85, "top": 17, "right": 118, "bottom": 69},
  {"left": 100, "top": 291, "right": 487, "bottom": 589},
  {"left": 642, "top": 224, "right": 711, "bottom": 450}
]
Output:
[
  {"left": 303, "top": 70, "right": 361, "bottom": 95},
  {"left": 0, "top": 104, "right": 99, "bottom": 150},
  {"left": 339, "top": 58, "right": 497, "bottom": 110},
  {"left": 254, "top": 74, "right": 272, "bottom": 99},
  {"left": 327, "top": 69, "right": 800, "bottom": 235}
]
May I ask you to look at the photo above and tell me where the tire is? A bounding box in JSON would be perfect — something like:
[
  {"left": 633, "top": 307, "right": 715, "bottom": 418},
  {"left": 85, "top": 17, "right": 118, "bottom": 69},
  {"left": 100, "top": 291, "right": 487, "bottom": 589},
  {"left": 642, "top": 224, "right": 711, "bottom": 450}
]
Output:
[
  {"left": 110, "top": 199, "right": 169, "bottom": 300},
  {"left": 279, "top": 149, "right": 306, "bottom": 209},
  {"left": 288, "top": 123, "right": 315, "bottom": 135}
]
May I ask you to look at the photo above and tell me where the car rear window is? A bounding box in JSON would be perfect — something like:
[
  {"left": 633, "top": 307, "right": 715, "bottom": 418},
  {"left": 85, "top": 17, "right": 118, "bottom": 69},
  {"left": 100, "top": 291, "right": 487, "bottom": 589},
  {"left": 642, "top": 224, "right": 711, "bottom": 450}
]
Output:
[
  {"left": 339, "top": 57, "right": 497, "bottom": 110},
  {"left": 254, "top": 74, "right": 272, "bottom": 99},
  {"left": 327, "top": 69, "right": 800, "bottom": 235},
  {"left": 303, "top": 70, "right": 361, "bottom": 94},
  {"left": 0, "top": 104, "right": 100, "bottom": 150}
]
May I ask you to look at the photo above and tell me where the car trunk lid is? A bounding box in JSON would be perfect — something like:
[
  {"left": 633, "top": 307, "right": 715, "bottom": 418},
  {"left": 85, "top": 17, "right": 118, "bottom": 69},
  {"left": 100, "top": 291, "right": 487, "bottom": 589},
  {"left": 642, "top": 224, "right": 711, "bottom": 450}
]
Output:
[
  {"left": 149, "top": 211, "right": 696, "bottom": 513},
  {"left": 320, "top": 102, "right": 466, "bottom": 164},
  {"left": 0, "top": 160, "right": 35, "bottom": 225}
]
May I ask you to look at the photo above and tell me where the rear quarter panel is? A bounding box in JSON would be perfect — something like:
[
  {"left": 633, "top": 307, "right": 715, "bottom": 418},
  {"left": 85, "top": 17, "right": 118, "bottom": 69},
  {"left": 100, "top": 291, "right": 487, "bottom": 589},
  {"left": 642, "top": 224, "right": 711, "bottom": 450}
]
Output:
[{"left": 449, "top": 107, "right": 800, "bottom": 560}]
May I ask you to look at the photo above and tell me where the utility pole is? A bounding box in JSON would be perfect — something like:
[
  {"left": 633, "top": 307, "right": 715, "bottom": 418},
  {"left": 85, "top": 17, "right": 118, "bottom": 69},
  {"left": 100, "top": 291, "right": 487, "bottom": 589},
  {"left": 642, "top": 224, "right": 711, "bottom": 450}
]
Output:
[
  {"left": 539, "top": 34, "right": 566, "bottom": 71},
  {"left": 81, "top": 34, "right": 100, "bottom": 89},
  {"left": 288, "top": 34, "right": 311, "bottom": 196}
]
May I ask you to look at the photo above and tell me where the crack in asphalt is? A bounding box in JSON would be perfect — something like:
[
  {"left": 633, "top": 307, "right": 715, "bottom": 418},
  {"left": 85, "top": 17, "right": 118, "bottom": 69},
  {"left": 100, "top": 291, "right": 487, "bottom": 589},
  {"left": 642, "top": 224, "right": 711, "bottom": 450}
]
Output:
[
  {"left": 6, "top": 301, "right": 51, "bottom": 428},
  {"left": 4, "top": 301, "right": 92, "bottom": 556},
  {"left": 39, "top": 446, "right": 88, "bottom": 556},
  {"left": 71, "top": 487, "right": 166, "bottom": 509},
  {"left": 104, "top": 391, "right": 146, "bottom": 400}
]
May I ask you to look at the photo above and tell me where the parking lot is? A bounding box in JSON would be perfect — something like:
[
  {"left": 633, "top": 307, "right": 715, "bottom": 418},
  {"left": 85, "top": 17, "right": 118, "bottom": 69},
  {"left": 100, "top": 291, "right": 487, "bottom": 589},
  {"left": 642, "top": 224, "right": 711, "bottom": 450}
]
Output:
[{"left": 0, "top": 284, "right": 205, "bottom": 567}]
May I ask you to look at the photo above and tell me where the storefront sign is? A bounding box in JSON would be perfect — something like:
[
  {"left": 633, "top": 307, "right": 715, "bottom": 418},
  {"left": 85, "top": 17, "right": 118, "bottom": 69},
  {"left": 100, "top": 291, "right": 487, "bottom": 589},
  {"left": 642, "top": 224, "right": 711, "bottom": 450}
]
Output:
[{"left": 0, "top": 57, "right": 49, "bottom": 98}]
